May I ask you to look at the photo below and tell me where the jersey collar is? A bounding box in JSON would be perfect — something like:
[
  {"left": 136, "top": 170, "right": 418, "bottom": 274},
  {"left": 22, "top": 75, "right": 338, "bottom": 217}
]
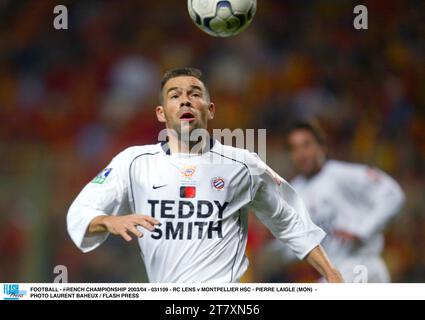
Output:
[{"left": 160, "top": 138, "right": 216, "bottom": 155}]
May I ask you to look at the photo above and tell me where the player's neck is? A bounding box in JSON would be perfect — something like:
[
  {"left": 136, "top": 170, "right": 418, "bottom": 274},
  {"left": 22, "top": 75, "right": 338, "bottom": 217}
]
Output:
[
  {"left": 168, "top": 135, "right": 208, "bottom": 155},
  {"left": 304, "top": 162, "right": 325, "bottom": 180}
]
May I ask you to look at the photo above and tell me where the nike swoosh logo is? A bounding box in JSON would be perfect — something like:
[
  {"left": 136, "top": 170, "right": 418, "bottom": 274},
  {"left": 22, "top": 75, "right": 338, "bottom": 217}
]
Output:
[{"left": 152, "top": 184, "right": 167, "bottom": 189}]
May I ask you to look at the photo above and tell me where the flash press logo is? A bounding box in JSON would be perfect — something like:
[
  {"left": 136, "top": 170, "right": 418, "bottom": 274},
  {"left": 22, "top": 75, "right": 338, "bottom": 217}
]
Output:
[{"left": 3, "top": 284, "right": 27, "bottom": 300}]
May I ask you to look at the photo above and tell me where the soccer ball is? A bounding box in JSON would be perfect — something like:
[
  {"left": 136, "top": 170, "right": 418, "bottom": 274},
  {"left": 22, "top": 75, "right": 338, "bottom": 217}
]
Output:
[{"left": 187, "top": 0, "right": 257, "bottom": 37}]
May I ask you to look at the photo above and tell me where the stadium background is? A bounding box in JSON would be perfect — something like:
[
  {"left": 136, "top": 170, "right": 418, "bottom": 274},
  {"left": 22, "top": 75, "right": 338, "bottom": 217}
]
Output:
[{"left": 0, "top": 0, "right": 424, "bottom": 282}]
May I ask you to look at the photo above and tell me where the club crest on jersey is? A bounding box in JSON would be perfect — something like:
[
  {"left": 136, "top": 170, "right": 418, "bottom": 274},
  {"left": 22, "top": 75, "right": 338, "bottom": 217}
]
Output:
[
  {"left": 211, "top": 177, "right": 225, "bottom": 191},
  {"left": 180, "top": 166, "right": 196, "bottom": 179},
  {"left": 92, "top": 168, "right": 112, "bottom": 184}
]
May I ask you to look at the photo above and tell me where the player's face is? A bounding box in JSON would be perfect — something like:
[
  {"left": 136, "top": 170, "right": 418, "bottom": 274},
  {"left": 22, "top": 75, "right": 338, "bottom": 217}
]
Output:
[
  {"left": 288, "top": 129, "right": 326, "bottom": 177},
  {"left": 156, "top": 76, "right": 215, "bottom": 137}
]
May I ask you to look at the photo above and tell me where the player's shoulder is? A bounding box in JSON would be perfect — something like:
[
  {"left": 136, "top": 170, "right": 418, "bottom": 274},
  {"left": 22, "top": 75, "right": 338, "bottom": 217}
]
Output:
[
  {"left": 212, "top": 141, "right": 266, "bottom": 170},
  {"left": 326, "top": 159, "right": 367, "bottom": 173},
  {"left": 212, "top": 141, "right": 287, "bottom": 186},
  {"left": 325, "top": 159, "right": 375, "bottom": 183},
  {"left": 212, "top": 141, "right": 251, "bottom": 160},
  {"left": 114, "top": 144, "right": 162, "bottom": 164}
]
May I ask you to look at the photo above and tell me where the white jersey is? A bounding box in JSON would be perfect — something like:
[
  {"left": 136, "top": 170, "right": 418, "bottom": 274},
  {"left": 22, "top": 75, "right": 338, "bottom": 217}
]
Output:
[
  {"left": 290, "top": 160, "right": 405, "bottom": 282},
  {"left": 67, "top": 140, "right": 325, "bottom": 283}
]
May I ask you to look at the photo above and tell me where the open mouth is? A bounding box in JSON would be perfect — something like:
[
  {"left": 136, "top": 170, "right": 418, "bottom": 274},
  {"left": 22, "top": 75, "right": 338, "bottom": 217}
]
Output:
[{"left": 179, "top": 112, "right": 195, "bottom": 122}]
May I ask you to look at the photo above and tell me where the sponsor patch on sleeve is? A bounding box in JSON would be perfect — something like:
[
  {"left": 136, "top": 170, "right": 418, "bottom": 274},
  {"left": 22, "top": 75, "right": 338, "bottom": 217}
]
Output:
[{"left": 92, "top": 168, "right": 113, "bottom": 184}]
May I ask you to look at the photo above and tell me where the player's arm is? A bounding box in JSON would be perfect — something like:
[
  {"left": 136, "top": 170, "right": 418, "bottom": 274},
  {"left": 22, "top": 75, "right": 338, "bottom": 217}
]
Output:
[
  {"left": 87, "top": 214, "right": 160, "bottom": 242},
  {"left": 67, "top": 149, "right": 158, "bottom": 252},
  {"left": 247, "top": 153, "right": 342, "bottom": 282},
  {"left": 304, "top": 245, "right": 343, "bottom": 283}
]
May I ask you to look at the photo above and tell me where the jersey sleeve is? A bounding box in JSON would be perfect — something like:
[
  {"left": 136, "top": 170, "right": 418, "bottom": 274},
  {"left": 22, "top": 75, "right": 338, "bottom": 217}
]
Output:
[
  {"left": 247, "top": 153, "right": 326, "bottom": 260},
  {"left": 332, "top": 162, "right": 405, "bottom": 240},
  {"left": 66, "top": 150, "right": 131, "bottom": 253}
]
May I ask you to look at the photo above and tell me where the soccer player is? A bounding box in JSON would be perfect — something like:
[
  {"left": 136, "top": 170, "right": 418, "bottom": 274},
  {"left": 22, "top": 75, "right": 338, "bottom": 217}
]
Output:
[
  {"left": 67, "top": 68, "right": 343, "bottom": 283},
  {"left": 284, "top": 120, "right": 405, "bottom": 282}
]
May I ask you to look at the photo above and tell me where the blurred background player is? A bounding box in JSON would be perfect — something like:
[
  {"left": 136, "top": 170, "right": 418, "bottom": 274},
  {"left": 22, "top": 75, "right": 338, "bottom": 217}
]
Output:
[{"left": 270, "top": 120, "right": 405, "bottom": 282}]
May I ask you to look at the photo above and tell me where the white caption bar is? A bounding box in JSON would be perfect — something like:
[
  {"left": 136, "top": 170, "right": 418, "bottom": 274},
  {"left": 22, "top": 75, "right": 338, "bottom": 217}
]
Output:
[{"left": 1, "top": 283, "right": 425, "bottom": 300}]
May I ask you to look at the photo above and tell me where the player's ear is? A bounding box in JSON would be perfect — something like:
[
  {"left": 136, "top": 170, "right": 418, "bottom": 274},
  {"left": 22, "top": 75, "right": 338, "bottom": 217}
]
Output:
[
  {"left": 207, "top": 102, "right": 215, "bottom": 120},
  {"left": 156, "top": 105, "right": 166, "bottom": 123}
]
